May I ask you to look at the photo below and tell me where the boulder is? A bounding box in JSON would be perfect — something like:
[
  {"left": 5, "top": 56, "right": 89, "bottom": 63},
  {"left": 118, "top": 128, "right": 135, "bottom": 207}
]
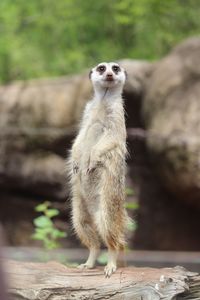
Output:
[
  {"left": 0, "top": 74, "right": 90, "bottom": 199},
  {"left": 143, "top": 37, "right": 200, "bottom": 206},
  {"left": 0, "top": 59, "right": 153, "bottom": 246},
  {"left": 0, "top": 60, "right": 152, "bottom": 199}
]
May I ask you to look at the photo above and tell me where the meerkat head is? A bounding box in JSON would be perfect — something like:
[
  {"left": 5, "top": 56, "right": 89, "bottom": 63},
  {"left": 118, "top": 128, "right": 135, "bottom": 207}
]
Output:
[{"left": 89, "top": 62, "right": 127, "bottom": 91}]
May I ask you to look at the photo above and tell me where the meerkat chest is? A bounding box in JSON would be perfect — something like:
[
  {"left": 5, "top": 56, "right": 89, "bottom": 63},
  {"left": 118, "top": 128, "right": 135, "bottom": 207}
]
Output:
[{"left": 85, "top": 104, "right": 108, "bottom": 141}]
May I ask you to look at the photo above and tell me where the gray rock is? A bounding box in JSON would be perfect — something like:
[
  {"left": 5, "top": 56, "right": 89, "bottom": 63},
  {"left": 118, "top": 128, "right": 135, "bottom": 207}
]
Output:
[
  {"left": 0, "top": 60, "right": 152, "bottom": 199},
  {"left": 0, "top": 74, "right": 91, "bottom": 199},
  {"left": 143, "top": 37, "right": 200, "bottom": 206}
]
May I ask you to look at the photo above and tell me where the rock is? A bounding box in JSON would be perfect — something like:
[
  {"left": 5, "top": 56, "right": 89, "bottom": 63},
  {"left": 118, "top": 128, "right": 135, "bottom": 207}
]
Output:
[
  {"left": 1, "top": 152, "right": 66, "bottom": 199},
  {"left": 0, "top": 74, "right": 91, "bottom": 199},
  {"left": 0, "top": 75, "right": 91, "bottom": 150},
  {"left": 143, "top": 37, "right": 200, "bottom": 206},
  {"left": 121, "top": 59, "right": 153, "bottom": 96},
  {"left": 121, "top": 59, "right": 153, "bottom": 128},
  {"left": 1, "top": 43, "right": 200, "bottom": 251},
  {"left": 0, "top": 60, "right": 152, "bottom": 199},
  {"left": 0, "top": 59, "right": 154, "bottom": 247}
]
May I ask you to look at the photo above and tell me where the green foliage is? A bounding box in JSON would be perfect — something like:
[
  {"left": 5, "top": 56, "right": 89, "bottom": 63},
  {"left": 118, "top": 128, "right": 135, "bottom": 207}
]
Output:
[
  {"left": 127, "top": 218, "right": 137, "bottom": 232},
  {"left": 32, "top": 201, "right": 67, "bottom": 250},
  {"left": 125, "top": 187, "right": 135, "bottom": 197},
  {"left": 125, "top": 187, "right": 138, "bottom": 232},
  {"left": 0, "top": 0, "right": 199, "bottom": 83},
  {"left": 125, "top": 187, "right": 139, "bottom": 213},
  {"left": 97, "top": 251, "right": 108, "bottom": 265},
  {"left": 125, "top": 202, "right": 139, "bottom": 210}
]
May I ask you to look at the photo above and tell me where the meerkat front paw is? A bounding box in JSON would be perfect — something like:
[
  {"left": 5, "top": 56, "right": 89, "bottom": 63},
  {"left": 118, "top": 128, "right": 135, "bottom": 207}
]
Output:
[
  {"left": 104, "top": 263, "right": 117, "bottom": 278},
  {"left": 72, "top": 161, "right": 79, "bottom": 174},
  {"left": 87, "top": 150, "right": 104, "bottom": 174},
  {"left": 86, "top": 159, "right": 103, "bottom": 174}
]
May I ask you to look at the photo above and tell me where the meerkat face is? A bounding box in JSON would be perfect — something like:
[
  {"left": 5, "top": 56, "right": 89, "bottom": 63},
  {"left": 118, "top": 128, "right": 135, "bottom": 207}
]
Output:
[{"left": 89, "top": 62, "right": 127, "bottom": 89}]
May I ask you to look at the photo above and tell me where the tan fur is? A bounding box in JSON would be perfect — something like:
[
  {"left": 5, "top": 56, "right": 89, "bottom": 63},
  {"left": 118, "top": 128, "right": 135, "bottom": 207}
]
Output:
[{"left": 67, "top": 62, "right": 129, "bottom": 276}]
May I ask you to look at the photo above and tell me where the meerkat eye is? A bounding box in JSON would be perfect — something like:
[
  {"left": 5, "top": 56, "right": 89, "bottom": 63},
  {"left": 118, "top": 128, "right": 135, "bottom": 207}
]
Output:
[
  {"left": 97, "top": 65, "right": 106, "bottom": 73},
  {"left": 112, "top": 65, "right": 120, "bottom": 73}
]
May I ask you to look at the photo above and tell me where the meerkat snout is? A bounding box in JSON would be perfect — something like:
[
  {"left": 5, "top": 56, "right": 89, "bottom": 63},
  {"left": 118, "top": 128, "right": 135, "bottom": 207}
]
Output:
[{"left": 106, "top": 73, "right": 114, "bottom": 81}]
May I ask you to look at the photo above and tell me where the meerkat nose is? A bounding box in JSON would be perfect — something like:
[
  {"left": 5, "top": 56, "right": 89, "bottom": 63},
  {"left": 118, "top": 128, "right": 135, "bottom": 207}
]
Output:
[
  {"left": 107, "top": 73, "right": 113, "bottom": 77},
  {"left": 106, "top": 73, "right": 114, "bottom": 80}
]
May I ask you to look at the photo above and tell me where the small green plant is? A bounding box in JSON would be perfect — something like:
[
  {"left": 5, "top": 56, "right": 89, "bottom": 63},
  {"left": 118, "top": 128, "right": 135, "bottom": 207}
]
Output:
[
  {"left": 125, "top": 187, "right": 135, "bottom": 197},
  {"left": 126, "top": 204, "right": 138, "bottom": 231},
  {"left": 97, "top": 251, "right": 108, "bottom": 265},
  {"left": 32, "top": 201, "right": 67, "bottom": 250},
  {"left": 125, "top": 187, "right": 139, "bottom": 232},
  {"left": 125, "top": 203, "right": 138, "bottom": 233},
  {"left": 126, "top": 218, "right": 137, "bottom": 232}
]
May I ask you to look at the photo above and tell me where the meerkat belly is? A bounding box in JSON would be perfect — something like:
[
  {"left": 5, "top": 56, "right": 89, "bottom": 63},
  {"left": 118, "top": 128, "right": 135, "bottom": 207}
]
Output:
[
  {"left": 80, "top": 120, "right": 104, "bottom": 169},
  {"left": 80, "top": 164, "right": 103, "bottom": 216},
  {"left": 79, "top": 120, "right": 105, "bottom": 208}
]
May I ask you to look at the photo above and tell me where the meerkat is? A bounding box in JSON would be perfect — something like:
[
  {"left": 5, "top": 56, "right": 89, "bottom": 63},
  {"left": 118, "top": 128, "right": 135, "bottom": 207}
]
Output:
[{"left": 67, "top": 62, "right": 129, "bottom": 277}]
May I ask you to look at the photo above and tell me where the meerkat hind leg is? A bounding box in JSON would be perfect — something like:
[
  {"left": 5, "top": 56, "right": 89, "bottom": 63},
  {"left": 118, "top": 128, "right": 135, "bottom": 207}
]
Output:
[
  {"left": 72, "top": 192, "right": 100, "bottom": 270},
  {"left": 78, "top": 247, "right": 100, "bottom": 269},
  {"left": 104, "top": 249, "right": 118, "bottom": 277}
]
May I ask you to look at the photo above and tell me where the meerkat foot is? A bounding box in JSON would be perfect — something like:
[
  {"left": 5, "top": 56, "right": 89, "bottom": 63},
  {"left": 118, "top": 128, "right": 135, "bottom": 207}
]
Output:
[
  {"left": 78, "top": 262, "right": 94, "bottom": 269},
  {"left": 104, "top": 249, "right": 118, "bottom": 277},
  {"left": 78, "top": 248, "right": 99, "bottom": 270},
  {"left": 104, "top": 263, "right": 117, "bottom": 278}
]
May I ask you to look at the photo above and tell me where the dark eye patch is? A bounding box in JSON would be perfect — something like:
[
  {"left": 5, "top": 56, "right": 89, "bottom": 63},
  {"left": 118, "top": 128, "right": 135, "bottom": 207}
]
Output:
[
  {"left": 112, "top": 65, "right": 120, "bottom": 73},
  {"left": 97, "top": 65, "right": 106, "bottom": 73}
]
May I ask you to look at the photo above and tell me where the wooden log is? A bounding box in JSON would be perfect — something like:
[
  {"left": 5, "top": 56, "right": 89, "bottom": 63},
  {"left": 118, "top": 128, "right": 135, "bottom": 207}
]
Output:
[{"left": 3, "top": 259, "right": 200, "bottom": 300}]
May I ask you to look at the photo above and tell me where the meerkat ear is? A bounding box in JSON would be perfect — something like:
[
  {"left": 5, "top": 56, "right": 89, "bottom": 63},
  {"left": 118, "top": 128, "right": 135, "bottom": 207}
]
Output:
[{"left": 89, "top": 70, "right": 93, "bottom": 80}]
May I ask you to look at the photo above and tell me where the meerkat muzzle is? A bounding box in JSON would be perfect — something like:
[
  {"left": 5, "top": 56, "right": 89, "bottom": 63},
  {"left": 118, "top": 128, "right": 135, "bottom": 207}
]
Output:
[{"left": 106, "top": 73, "right": 114, "bottom": 81}]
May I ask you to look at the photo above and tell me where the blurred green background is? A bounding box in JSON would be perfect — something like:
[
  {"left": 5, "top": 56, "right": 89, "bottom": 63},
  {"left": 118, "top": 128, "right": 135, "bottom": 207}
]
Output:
[{"left": 0, "top": 0, "right": 199, "bottom": 83}]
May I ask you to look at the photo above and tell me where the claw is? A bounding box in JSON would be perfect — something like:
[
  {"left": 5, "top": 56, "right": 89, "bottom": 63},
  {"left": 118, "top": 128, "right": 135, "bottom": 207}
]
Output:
[
  {"left": 86, "top": 166, "right": 96, "bottom": 174},
  {"left": 104, "top": 264, "right": 117, "bottom": 278},
  {"left": 73, "top": 162, "right": 79, "bottom": 174},
  {"left": 86, "top": 161, "right": 103, "bottom": 174}
]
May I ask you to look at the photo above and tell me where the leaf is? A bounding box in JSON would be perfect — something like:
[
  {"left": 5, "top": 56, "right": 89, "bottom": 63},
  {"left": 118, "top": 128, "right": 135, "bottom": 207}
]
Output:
[
  {"left": 97, "top": 252, "right": 108, "bottom": 265},
  {"left": 31, "top": 232, "right": 45, "bottom": 241},
  {"left": 33, "top": 216, "right": 53, "bottom": 228},
  {"left": 59, "top": 231, "right": 67, "bottom": 238},
  {"left": 125, "top": 202, "right": 139, "bottom": 210},
  {"left": 51, "top": 229, "right": 67, "bottom": 239},
  {"left": 45, "top": 209, "right": 59, "bottom": 218},
  {"left": 127, "top": 219, "right": 137, "bottom": 232},
  {"left": 44, "top": 239, "right": 61, "bottom": 250},
  {"left": 35, "top": 201, "right": 50, "bottom": 212},
  {"left": 35, "top": 227, "right": 52, "bottom": 235},
  {"left": 126, "top": 188, "right": 135, "bottom": 196}
]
